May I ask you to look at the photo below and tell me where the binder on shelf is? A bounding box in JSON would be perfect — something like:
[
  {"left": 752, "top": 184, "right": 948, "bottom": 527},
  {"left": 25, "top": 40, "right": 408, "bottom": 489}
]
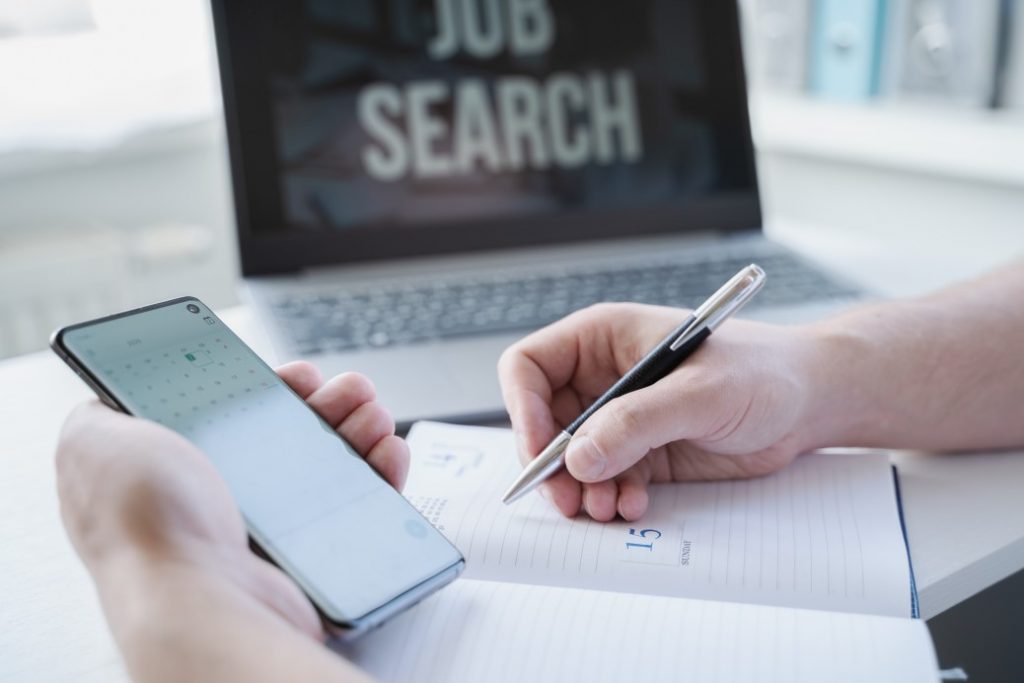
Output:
[
  {"left": 747, "top": 0, "right": 814, "bottom": 91},
  {"left": 810, "top": 0, "right": 888, "bottom": 100},
  {"left": 882, "top": 0, "right": 1002, "bottom": 107},
  {"left": 1003, "top": 0, "right": 1024, "bottom": 109}
]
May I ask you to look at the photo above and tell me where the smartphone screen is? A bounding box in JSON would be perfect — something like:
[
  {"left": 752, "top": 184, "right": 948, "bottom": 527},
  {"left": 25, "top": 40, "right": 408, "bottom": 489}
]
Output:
[{"left": 55, "top": 298, "right": 463, "bottom": 628}]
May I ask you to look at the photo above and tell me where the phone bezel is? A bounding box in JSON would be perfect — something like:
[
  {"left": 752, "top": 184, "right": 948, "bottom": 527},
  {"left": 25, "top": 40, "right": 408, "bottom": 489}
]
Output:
[{"left": 50, "top": 296, "right": 465, "bottom": 637}]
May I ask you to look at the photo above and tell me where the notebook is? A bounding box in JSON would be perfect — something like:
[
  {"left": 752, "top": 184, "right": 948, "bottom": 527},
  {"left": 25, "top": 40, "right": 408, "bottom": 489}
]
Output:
[{"left": 336, "top": 422, "right": 938, "bottom": 682}]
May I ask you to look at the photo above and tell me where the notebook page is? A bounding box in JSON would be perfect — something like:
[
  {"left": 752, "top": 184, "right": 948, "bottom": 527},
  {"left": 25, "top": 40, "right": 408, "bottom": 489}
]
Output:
[
  {"left": 405, "top": 422, "right": 915, "bottom": 617},
  {"left": 335, "top": 579, "right": 938, "bottom": 683}
]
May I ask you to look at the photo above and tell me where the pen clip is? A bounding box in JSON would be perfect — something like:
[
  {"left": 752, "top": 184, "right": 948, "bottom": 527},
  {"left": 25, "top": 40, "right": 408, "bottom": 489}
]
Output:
[{"left": 669, "top": 264, "right": 767, "bottom": 351}]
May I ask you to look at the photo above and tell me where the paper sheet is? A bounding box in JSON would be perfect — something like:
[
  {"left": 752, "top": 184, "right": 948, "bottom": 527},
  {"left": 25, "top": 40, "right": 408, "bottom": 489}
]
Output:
[
  {"left": 405, "top": 421, "right": 915, "bottom": 617},
  {"left": 337, "top": 579, "right": 937, "bottom": 683}
]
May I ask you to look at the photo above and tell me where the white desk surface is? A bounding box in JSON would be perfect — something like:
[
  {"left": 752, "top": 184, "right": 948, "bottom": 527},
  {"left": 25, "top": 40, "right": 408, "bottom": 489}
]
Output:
[{"left": 3, "top": 227, "right": 1024, "bottom": 682}]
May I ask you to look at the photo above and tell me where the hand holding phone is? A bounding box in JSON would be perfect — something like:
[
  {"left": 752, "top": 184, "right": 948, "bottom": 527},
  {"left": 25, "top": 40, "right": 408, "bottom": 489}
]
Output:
[
  {"left": 52, "top": 298, "right": 464, "bottom": 636},
  {"left": 55, "top": 369, "right": 334, "bottom": 639}
]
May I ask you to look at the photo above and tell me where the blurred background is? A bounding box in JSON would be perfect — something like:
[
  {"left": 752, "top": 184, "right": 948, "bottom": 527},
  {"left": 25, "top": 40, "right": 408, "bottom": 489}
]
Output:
[{"left": 0, "top": 0, "right": 1022, "bottom": 360}]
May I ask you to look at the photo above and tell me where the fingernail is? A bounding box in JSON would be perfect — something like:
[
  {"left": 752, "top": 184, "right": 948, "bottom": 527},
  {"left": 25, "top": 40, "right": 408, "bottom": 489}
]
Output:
[{"left": 566, "top": 436, "right": 605, "bottom": 480}]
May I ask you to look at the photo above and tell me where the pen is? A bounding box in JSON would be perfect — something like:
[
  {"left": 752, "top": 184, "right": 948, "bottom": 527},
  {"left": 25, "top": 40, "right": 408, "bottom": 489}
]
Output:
[{"left": 501, "top": 263, "right": 767, "bottom": 505}]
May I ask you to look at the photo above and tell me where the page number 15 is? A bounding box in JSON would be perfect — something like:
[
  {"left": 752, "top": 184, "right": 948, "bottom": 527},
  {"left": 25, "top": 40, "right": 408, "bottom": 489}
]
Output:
[{"left": 626, "top": 527, "right": 662, "bottom": 551}]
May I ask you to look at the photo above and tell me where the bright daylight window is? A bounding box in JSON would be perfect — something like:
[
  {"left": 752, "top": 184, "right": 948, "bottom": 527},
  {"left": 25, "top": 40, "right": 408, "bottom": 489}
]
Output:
[
  {"left": 0, "top": 0, "right": 217, "bottom": 153},
  {"left": 0, "top": 0, "right": 233, "bottom": 361}
]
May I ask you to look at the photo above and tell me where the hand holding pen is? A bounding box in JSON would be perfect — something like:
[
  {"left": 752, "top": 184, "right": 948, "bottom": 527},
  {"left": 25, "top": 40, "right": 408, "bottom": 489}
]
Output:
[{"left": 498, "top": 265, "right": 822, "bottom": 521}]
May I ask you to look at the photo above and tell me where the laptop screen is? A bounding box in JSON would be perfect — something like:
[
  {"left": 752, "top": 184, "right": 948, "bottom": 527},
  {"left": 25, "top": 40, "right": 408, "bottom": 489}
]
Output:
[{"left": 212, "top": 0, "right": 760, "bottom": 274}]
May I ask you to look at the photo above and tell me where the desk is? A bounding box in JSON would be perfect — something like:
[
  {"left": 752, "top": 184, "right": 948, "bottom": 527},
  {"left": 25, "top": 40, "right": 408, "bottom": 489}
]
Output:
[{"left": 3, "top": 234, "right": 1024, "bottom": 681}]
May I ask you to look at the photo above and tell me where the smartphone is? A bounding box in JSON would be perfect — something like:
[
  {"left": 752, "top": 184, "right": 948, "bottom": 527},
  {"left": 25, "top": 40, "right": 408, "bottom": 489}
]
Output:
[{"left": 51, "top": 297, "right": 464, "bottom": 636}]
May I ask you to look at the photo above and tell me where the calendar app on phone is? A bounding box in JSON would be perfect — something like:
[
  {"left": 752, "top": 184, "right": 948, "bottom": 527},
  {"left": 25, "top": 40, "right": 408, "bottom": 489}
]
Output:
[{"left": 57, "top": 298, "right": 463, "bottom": 626}]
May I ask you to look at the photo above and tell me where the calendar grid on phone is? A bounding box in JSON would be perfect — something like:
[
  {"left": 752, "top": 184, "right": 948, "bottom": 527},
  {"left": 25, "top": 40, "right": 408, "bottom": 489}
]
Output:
[{"left": 92, "top": 335, "right": 276, "bottom": 432}]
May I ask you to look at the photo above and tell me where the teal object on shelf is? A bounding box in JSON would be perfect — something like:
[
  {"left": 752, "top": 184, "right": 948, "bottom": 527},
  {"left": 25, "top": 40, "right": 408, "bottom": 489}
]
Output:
[{"left": 811, "top": 0, "right": 888, "bottom": 100}]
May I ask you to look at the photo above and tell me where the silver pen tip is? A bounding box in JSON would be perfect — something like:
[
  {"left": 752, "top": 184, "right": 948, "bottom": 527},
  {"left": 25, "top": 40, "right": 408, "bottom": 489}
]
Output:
[
  {"left": 501, "top": 481, "right": 527, "bottom": 505},
  {"left": 500, "top": 430, "right": 573, "bottom": 505},
  {"left": 501, "top": 458, "right": 544, "bottom": 504}
]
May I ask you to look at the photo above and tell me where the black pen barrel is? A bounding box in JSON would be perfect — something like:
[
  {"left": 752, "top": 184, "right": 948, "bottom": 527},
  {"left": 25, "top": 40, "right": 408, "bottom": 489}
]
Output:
[{"left": 566, "top": 315, "right": 710, "bottom": 433}]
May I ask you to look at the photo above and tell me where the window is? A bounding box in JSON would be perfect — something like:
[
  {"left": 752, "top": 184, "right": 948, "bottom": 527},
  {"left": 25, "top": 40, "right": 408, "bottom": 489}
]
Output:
[{"left": 0, "top": 0, "right": 217, "bottom": 153}]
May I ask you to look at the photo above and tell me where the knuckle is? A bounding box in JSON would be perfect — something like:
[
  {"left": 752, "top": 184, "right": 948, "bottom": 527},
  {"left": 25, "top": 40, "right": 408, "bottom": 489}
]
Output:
[
  {"left": 581, "top": 301, "right": 626, "bottom": 319},
  {"left": 383, "top": 411, "right": 397, "bottom": 436},
  {"left": 337, "top": 371, "right": 376, "bottom": 400},
  {"left": 370, "top": 402, "right": 395, "bottom": 436},
  {"left": 670, "top": 370, "right": 724, "bottom": 424},
  {"left": 361, "top": 401, "right": 396, "bottom": 437},
  {"left": 497, "top": 344, "right": 520, "bottom": 374},
  {"left": 592, "top": 401, "right": 643, "bottom": 457},
  {"left": 297, "top": 360, "right": 324, "bottom": 383},
  {"left": 609, "top": 400, "right": 643, "bottom": 436},
  {"left": 388, "top": 434, "right": 411, "bottom": 460}
]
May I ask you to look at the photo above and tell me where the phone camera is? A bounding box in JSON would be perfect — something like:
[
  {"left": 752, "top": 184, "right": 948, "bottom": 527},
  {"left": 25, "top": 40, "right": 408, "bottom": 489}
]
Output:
[{"left": 186, "top": 304, "right": 201, "bottom": 314}]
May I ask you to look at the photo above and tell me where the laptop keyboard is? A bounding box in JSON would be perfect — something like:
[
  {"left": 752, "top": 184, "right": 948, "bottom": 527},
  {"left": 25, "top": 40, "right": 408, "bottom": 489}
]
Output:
[{"left": 271, "top": 252, "right": 857, "bottom": 355}]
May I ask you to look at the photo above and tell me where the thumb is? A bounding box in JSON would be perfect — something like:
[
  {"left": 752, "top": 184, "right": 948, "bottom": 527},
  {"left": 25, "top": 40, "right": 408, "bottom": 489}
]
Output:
[{"left": 564, "top": 376, "right": 715, "bottom": 482}]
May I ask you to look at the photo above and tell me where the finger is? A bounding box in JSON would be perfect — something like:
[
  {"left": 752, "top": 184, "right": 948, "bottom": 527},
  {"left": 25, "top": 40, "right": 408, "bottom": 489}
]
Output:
[
  {"left": 364, "top": 434, "right": 410, "bottom": 491},
  {"left": 58, "top": 399, "right": 185, "bottom": 477},
  {"left": 615, "top": 465, "right": 651, "bottom": 521},
  {"left": 539, "top": 470, "right": 583, "bottom": 518},
  {"left": 581, "top": 479, "right": 618, "bottom": 522},
  {"left": 241, "top": 554, "right": 325, "bottom": 640},
  {"left": 513, "top": 386, "right": 585, "bottom": 469},
  {"left": 564, "top": 370, "right": 719, "bottom": 483},
  {"left": 508, "top": 385, "right": 585, "bottom": 516},
  {"left": 275, "top": 361, "right": 324, "bottom": 399},
  {"left": 499, "top": 344, "right": 563, "bottom": 462},
  {"left": 337, "top": 400, "right": 395, "bottom": 456},
  {"left": 56, "top": 401, "right": 118, "bottom": 525},
  {"left": 499, "top": 306, "right": 619, "bottom": 459},
  {"left": 305, "top": 372, "right": 376, "bottom": 427},
  {"left": 550, "top": 387, "right": 585, "bottom": 431},
  {"left": 62, "top": 398, "right": 132, "bottom": 439}
]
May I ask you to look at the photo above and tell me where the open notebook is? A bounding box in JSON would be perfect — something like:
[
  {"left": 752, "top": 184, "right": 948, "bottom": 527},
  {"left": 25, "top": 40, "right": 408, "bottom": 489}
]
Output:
[{"left": 337, "top": 422, "right": 938, "bottom": 682}]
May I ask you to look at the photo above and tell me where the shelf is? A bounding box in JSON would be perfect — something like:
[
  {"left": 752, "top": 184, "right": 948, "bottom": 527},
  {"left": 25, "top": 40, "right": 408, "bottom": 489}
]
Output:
[{"left": 750, "top": 93, "right": 1024, "bottom": 188}]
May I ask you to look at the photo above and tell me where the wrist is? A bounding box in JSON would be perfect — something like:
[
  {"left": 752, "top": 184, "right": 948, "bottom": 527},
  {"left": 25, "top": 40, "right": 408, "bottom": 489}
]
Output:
[
  {"left": 85, "top": 530, "right": 222, "bottom": 633},
  {"left": 794, "top": 317, "right": 882, "bottom": 450},
  {"left": 87, "top": 548, "right": 171, "bottom": 643}
]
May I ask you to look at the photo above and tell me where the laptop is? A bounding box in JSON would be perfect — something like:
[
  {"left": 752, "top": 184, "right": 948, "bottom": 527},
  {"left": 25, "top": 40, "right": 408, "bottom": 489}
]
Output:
[{"left": 210, "top": 0, "right": 859, "bottom": 426}]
